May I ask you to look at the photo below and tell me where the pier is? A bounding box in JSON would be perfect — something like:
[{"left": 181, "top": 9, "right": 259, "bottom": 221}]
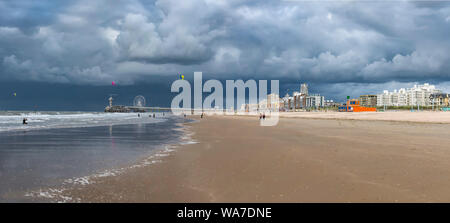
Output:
[
  {"left": 105, "top": 105, "right": 173, "bottom": 113},
  {"left": 104, "top": 95, "right": 200, "bottom": 113}
]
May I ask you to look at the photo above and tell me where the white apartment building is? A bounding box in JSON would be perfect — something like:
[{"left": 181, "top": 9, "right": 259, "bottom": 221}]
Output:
[
  {"left": 377, "top": 83, "right": 441, "bottom": 107},
  {"left": 306, "top": 94, "right": 325, "bottom": 108}
]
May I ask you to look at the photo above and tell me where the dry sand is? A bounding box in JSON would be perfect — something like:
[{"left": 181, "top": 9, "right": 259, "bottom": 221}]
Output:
[
  {"left": 64, "top": 112, "right": 450, "bottom": 202},
  {"left": 278, "top": 111, "right": 450, "bottom": 124}
]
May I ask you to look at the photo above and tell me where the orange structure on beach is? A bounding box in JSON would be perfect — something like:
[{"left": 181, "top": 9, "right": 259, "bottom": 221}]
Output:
[{"left": 339, "top": 99, "right": 377, "bottom": 112}]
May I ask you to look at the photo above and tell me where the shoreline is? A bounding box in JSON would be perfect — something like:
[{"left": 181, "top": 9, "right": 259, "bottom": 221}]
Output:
[
  {"left": 59, "top": 119, "right": 208, "bottom": 202},
  {"left": 10, "top": 118, "right": 192, "bottom": 203},
  {"left": 57, "top": 113, "right": 450, "bottom": 202}
]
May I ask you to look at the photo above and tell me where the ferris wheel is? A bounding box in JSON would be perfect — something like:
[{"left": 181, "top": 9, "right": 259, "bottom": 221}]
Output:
[{"left": 133, "top": 95, "right": 146, "bottom": 107}]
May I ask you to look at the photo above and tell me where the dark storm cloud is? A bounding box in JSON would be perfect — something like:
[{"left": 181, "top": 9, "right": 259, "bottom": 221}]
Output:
[{"left": 0, "top": 0, "right": 450, "bottom": 94}]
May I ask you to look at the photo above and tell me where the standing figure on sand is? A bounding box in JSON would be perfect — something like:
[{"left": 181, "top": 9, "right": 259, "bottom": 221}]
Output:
[{"left": 259, "top": 113, "right": 266, "bottom": 120}]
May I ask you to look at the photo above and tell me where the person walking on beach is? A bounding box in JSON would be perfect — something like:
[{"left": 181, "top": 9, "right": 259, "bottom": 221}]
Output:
[
  {"left": 263, "top": 113, "right": 266, "bottom": 120},
  {"left": 259, "top": 113, "right": 262, "bottom": 120},
  {"left": 153, "top": 113, "right": 155, "bottom": 118}
]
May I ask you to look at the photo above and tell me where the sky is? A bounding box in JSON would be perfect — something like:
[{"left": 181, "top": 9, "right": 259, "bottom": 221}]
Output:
[{"left": 1, "top": 0, "right": 450, "bottom": 110}]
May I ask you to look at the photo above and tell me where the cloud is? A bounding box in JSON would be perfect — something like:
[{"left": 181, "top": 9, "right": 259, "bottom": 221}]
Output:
[
  {"left": 0, "top": 0, "right": 449, "bottom": 92},
  {"left": 116, "top": 13, "right": 215, "bottom": 64}
]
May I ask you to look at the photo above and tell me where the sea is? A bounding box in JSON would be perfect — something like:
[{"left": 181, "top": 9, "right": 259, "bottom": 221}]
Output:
[{"left": 0, "top": 111, "right": 194, "bottom": 202}]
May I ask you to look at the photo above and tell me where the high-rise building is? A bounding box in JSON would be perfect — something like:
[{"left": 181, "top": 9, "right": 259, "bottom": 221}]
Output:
[
  {"left": 293, "top": 91, "right": 306, "bottom": 109},
  {"left": 300, "top": 83, "right": 308, "bottom": 96},
  {"left": 279, "top": 83, "right": 324, "bottom": 111}
]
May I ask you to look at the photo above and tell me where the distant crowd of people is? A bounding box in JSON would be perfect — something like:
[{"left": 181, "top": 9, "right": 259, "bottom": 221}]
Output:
[
  {"left": 137, "top": 112, "right": 165, "bottom": 118},
  {"left": 182, "top": 113, "right": 204, "bottom": 119}
]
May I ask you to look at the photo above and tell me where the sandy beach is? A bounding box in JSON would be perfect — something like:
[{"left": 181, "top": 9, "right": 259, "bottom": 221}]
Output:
[
  {"left": 278, "top": 111, "right": 450, "bottom": 124},
  {"left": 63, "top": 112, "right": 450, "bottom": 202}
]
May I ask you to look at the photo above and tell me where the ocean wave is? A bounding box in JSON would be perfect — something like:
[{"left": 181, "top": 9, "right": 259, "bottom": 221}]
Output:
[{"left": 0, "top": 112, "right": 170, "bottom": 133}]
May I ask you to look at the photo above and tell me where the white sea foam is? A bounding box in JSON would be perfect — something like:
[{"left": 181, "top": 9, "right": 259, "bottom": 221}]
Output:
[{"left": 25, "top": 188, "right": 78, "bottom": 203}]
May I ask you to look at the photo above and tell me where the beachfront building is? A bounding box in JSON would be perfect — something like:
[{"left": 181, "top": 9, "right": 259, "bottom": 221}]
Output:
[
  {"left": 251, "top": 82, "right": 327, "bottom": 112},
  {"left": 240, "top": 93, "right": 281, "bottom": 113},
  {"left": 430, "top": 93, "right": 450, "bottom": 107},
  {"left": 300, "top": 83, "right": 308, "bottom": 95},
  {"left": 281, "top": 93, "right": 303, "bottom": 111},
  {"left": 279, "top": 83, "right": 326, "bottom": 111},
  {"left": 377, "top": 88, "right": 408, "bottom": 107},
  {"left": 324, "top": 100, "right": 340, "bottom": 107},
  {"left": 288, "top": 96, "right": 294, "bottom": 110},
  {"left": 279, "top": 98, "right": 286, "bottom": 112},
  {"left": 266, "top": 93, "right": 280, "bottom": 111},
  {"left": 280, "top": 94, "right": 292, "bottom": 111},
  {"left": 359, "top": 95, "right": 377, "bottom": 107},
  {"left": 283, "top": 83, "right": 309, "bottom": 111},
  {"left": 291, "top": 92, "right": 300, "bottom": 110},
  {"left": 377, "top": 83, "right": 442, "bottom": 107},
  {"left": 306, "top": 94, "right": 325, "bottom": 108},
  {"left": 293, "top": 92, "right": 308, "bottom": 110}
]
